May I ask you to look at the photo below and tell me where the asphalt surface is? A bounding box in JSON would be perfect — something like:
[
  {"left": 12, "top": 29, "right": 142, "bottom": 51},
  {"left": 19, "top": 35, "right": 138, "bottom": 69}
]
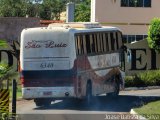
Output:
[{"left": 15, "top": 89, "right": 160, "bottom": 120}]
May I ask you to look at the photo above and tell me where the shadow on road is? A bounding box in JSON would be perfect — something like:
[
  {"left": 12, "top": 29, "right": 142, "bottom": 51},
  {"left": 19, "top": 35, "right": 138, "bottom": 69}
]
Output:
[{"left": 34, "top": 95, "right": 160, "bottom": 112}]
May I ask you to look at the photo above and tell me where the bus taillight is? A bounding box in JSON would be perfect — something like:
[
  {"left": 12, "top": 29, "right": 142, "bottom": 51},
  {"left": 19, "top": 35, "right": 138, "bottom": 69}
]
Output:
[{"left": 20, "top": 73, "right": 24, "bottom": 85}]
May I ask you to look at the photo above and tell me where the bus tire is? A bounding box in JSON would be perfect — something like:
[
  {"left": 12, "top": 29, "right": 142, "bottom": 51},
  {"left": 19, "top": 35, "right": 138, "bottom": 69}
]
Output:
[
  {"left": 85, "top": 81, "right": 92, "bottom": 104},
  {"left": 34, "top": 98, "right": 51, "bottom": 107},
  {"left": 107, "top": 77, "right": 120, "bottom": 97},
  {"left": 34, "top": 98, "right": 43, "bottom": 107},
  {"left": 44, "top": 99, "right": 52, "bottom": 107},
  {"left": 113, "top": 80, "right": 120, "bottom": 96}
]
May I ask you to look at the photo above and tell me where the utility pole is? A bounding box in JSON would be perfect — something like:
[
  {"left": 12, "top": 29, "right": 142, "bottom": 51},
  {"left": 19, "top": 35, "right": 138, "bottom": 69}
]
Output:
[{"left": 66, "top": 2, "right": 75, "bottom": 22}]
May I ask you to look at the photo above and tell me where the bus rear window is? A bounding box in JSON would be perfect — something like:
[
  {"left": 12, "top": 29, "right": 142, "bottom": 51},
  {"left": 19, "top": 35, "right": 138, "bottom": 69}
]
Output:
[{"left": 75, "top": 31, "right": 123, "bottom": 55}]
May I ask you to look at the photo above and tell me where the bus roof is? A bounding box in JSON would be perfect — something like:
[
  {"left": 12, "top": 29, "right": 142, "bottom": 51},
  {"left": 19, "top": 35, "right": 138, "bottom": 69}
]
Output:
[
  {"left": 47, "top": 22, "right": 121, "bottom": 33},
  {"left": 22, "top": 22, "right": 121, "bottom": 35},
  {"left": 48, "top": 22, "right": 102, "bottom": 29}
]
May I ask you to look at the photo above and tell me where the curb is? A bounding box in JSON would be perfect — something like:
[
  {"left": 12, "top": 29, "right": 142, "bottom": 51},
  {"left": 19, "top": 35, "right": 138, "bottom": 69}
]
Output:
[
  {"left": 16, "top": 97, "right": 23, "bottom": 101},
  {"left": 9, "top": 97, "right": 23, "bottom": 103},
  {"left": 124, "top": 86, "right": 160, "bottom": 91},
  {"left": 130, "top": 109, "right": 147, "bottom": 120}
]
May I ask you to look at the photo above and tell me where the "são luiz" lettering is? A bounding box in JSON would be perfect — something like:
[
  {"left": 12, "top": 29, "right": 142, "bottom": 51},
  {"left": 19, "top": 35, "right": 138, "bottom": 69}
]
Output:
[{"left": 25, "top": 40, "right": 67, "bottom": 49}]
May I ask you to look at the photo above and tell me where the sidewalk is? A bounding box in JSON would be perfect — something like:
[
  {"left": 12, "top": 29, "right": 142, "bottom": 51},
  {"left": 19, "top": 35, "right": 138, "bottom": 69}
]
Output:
[{"left": 124, "top": 86, "right": 160, "bottom": 91}]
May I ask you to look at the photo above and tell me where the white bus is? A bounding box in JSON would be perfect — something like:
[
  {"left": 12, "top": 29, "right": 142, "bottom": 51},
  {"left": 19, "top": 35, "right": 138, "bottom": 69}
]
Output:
[{"left": 20, "top": 22, "right": 125, "bottom": 106}]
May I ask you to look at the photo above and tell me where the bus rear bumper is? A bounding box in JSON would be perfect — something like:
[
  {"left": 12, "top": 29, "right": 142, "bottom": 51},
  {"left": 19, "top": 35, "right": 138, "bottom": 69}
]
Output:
[{"left": 22, "top": 87, "right": 75, "bottom": 99}]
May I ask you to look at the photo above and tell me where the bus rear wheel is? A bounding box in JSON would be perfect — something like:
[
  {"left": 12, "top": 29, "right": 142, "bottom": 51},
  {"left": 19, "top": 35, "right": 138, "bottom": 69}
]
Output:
[
  {"left": 107, "top": 78, "right": 120, "bottom": 97},
  {"left": 113, "top": 80, "right": 120, "bottom": 96},
  {"left": 85, "top": 82, "right": 92, "bottom": 104},
  {"left": 34, "top": 98, "right": 52, "bottom": 107}
]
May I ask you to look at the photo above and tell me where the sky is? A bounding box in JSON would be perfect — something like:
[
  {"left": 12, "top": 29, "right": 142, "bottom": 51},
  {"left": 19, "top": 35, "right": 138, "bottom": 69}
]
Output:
[{"left": 31, "top": 0, "right": 43, "bottom": 4}]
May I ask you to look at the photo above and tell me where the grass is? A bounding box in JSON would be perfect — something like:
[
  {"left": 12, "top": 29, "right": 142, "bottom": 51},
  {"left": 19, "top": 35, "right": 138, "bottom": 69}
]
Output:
[
  {"left": 16, "top": 84, "right": 22, "bottom": 99},
  {"left": 134, "top": 100, "right": 160, "bottom": 120},
  {"left": 9, "top": 74, "right": 22, "bottom": 99},
  {"left": 1, "top": 76, "right": 22, "bottom": 100},
  {"left": 125, "top": 70, "right": 160, "bottom": 87},
  {"left": 9, "top": 84, "right": 22, "bottom": 100}
]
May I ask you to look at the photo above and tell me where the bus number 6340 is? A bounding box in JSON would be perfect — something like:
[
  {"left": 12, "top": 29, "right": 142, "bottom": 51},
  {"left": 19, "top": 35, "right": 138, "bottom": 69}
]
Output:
[{"left": 40, "top": 62, "right": 54, "bottom": 68}]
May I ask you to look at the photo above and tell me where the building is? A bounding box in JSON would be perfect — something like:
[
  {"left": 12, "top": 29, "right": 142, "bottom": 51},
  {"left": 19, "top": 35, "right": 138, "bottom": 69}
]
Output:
[
  {"left": 91, "top": 0, "right": 160, "bottom": 43},
  {"left": 91, "top": 0, "right": 160, "bottom": 75},
  {"left": 124, "top": 40, "right": 160, "bottom": 75}
]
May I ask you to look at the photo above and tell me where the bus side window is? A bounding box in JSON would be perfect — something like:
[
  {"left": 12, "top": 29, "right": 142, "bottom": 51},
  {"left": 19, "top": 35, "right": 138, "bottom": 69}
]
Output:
[
  {"left": 80, "top": 35, "right": 84, "bottom": 54},
  {"left": 108, "top": 33, "right": 111, "bottom": 52},
  {"left": 85, "top": 34, "right": 91, "bottom": 54},
  {"left": 110, "top": 32, "right": 115, "bottom": 51},
  {"left": 90, "top": 34, "right": 95, "bottom": 53},
  {"left": 105, "top": 33, "right": 109, "bottom": 52},
  {"left": 77, "top": 35, "right": 81, "bottom": 55},
  {"left": 100, "top": 33, "right": 104, "bottom": 53},
  {"left": 102, "top": 33, "right": 106, "bottom": 52},
  {"left": 113, "top": 32, "right": 117, "bottom": 50},
  {"left": 96, "top": 33, "right": 101, "bottom": 53},
  {"left": 83, "top": 35, "right": 87, "bottom": 54},
  {"left": 75, "top": 36, "right": 78, "bottom": 54},
  {"left": 118, "top": 32, "right": 123, "bottom": 48},
  {"left": 116, "top": 32, "right": 119, "bottom": 49},
  {"left": 93, "top": 34, "right": 98, "bottom": 53},
  {"left": 75, "top": 35, "right": 85, "bottom": 55}
]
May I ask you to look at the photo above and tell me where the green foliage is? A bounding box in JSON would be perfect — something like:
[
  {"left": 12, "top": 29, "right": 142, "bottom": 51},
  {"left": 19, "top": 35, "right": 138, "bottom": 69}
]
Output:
[
  {"left": 53, "top": 0, "right": 67, "bottom": 20},
  {"left": 0, "top": 0, "right": 67, "bottom": 20},
  {"left": 75, "top": 0, "right": 91, "bottom": 22},
  {"left": 0, "top": 40, "right": 18, "bottom": 88},
  {"left": 9, "top": 80, "right": 22, "bottom": 99},
  {"left": 0, "top": 63, "right": 18, "bottom": 89},
  {"left": 0, "top": 63, "right": 18, "bottom": 80},
  {"left": 0, "top": 0, "right": 28, "bottom": 17},
  {"left": 26, "top": 2, "right": 38, "bottom": 17},
  {"left": 0, "top": 40, "right": 9, "bottom": 81},
  {"left": 0, "top": 64, "right": 10, "bottom": 78},
  {"left": 0, "top": 40, "right": 8, "bottom": 48},
  {"left": 125, "top": 70, "right": 160, "bottom": 87},
  {"left": 39, "top": 2, "right": 52, "bottom": 20},
  {"left": 125, "top": 75, "right": 146, "bottom": 87},
  {"left": 0, "top": 0, "right": 91, "bottom": 20},
  {"left": 40, "top": 0, "right": 67, "bottom": 20},
  {"left": 147, "top": 18, "right": 160, "bottom": 52}
]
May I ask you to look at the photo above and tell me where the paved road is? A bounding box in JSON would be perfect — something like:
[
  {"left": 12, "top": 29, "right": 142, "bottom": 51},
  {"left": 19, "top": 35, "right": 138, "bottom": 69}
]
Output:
[{"left": 16, "top": 89, "right": 160, "bottom": 120}]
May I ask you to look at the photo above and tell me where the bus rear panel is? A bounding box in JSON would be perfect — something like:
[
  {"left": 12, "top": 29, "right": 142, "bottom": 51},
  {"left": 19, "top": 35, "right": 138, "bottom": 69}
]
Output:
[{"left": 20, "top": 27, "right": 76, "bottom": 99}]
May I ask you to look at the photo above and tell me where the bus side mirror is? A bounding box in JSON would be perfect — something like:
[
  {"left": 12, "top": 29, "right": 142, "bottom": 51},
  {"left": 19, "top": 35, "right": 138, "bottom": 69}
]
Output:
[
  {"left": 127, "top": 49, "right": 132, "bottom": 63},
  {"left": 121, "top": 45, "right": 127, "bottom": 52}
]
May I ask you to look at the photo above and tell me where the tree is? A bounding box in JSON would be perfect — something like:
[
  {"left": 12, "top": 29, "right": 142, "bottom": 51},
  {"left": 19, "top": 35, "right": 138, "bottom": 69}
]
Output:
[
  {"left": 53, "top": 0, "right": 67, "bottom": 20},
  {"left": 40, "top": 0, "right": 67, "bottom": 20},
  {"left": 26, "top": 2, "right": 38, "bottom": 17},
  {"left": 0, "top": 40, "right": 18, "bottom": 89},
  {"left": 0, "top": 40, "right": 9, "bottom": 88},
  {"left": 0, "top": 0, "right": 28, "bottom": 17},
  {"left": 74, "top": 0, "right": 91, "bottom": 22},
  {"left": 0, "top": 0, "right": 91, "bottom": 20},
  {"left": 0, "top": 0, "right": 43, "bottom": 17},
  {"left": 147, "top": 18, "right": 160, "bottom": 52}
]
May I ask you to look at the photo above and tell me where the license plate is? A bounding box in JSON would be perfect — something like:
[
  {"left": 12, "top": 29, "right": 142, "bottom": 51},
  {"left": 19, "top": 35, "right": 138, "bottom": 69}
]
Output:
[{"left": 43, "top": 91, "right": 52, "bottom": 96}]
